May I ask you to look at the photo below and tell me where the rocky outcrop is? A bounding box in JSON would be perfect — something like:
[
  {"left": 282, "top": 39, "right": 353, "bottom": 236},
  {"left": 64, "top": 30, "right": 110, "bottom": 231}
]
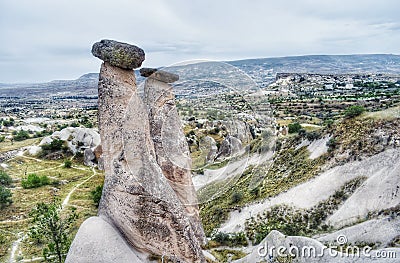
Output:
[
  {"left": 199, "top": 136, "right": 218, "bottom": 163},
  {"left": 217, "top": 135, "right": 243, "bottom": 158},
  {"left": 39, "top": 127, "right": 100, "bottom": 154},
  {"left": 67, "top": 40, "right": 205, "bottom": 262},
  {"left": 220, "top": 120, "right": 253, "bottom": 144},
  {"left": 66, "top": 217, "right": 146, "bottom": 263},
  {"left": 35, "top": 127, "right": 101, "bottom": 164},
  {"left": 142, "top": 68, "right": 206, "bottom": 244}
]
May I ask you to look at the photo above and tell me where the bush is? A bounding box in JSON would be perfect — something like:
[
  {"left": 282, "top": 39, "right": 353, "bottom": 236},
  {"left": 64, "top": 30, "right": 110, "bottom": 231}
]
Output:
[
  {"left": 0, "top": 136, "right": 5, "bottom": 142},
  {"left": 14, "top": 130, "right": 30, "bottom": 141},
  {"left": 288, "top": 122, "right": 302, "bottom": 133},
  {"left": 344, "top": 105, "right": 365, "bottom": 118},
  {"left": 90, "top": 185, "right": 103, "bottom": 207},
  {"left": 21, "top": 174, "right": 51, "bottom": 189},
  {"left": 326, "top": 138, "right": 337, "bottom": 152},
  {"left": 0, "top": 171, "right": 12, "bottom": 186},
  {"left": 0, "top": 185, "right": 12, "bottom": 208},
  {"left": 64, "top": 160, "right": 72, "bottom": 168},
  {"left": 40, "top": 139, "right": 64, "bottom": 152},
  {"left": 231, "top": 192, "right": 243, "bottom": 204},
  {"left": 211, "top": 232, "right": 248, "bottom": 247}
]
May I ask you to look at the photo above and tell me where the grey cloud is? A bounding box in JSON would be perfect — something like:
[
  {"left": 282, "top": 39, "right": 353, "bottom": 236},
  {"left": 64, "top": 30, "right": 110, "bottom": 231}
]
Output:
[{"left": 0, "top": 0, "right": 399, "bottom": 82}]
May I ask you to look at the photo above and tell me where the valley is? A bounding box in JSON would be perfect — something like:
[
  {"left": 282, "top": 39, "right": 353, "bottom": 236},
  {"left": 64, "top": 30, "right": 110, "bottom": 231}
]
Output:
[{"left": 0, "top": 54, "right": 399, "bottom": 262}]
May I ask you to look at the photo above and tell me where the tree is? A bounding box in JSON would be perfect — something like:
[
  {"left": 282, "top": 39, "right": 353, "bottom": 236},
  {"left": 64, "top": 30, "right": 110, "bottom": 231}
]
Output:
[
  {"left": 344, "top": 105, "right": 365, "bottom": 118},
  {"left": 14, "top": 130, "right": 30, "bottom": 141},
  {"left": 0, "top": 185, "right": 12, "bottom": 208},
  {"left": 29, "top": 199, "right": 78, "bottom": 263},
  {"left": 288, "top": 122, "right": 302, "bottom": 133},
  {"left": 0, "top": 171, "right": 13, "bottom": 209},
  {"left": 0, "top": 171, "right": 12, "bottom": 186}
]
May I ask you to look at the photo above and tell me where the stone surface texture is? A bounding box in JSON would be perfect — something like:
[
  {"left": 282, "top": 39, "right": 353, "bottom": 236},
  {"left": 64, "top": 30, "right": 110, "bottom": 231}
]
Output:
[
  {"left": 66, "top": 60, "right": 205, "bottom": 262},
  {"left": 65, "top": 216, "right": 146, "bottom": 263},
  {"left": 67, "top": 41, "right": 206, "bottom": 262},
  {"left": 140, "top": 67, "right": 179, "bottom": 83},
  {"left": 92, "top": 39, "right": 145, "bottom": 69},
  {"left": 143, "top": 76, "right": 206, "bottom": 244}
]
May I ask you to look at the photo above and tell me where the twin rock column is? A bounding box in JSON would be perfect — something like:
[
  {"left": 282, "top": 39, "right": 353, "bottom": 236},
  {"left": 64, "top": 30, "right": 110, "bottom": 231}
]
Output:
[{"left": 66, "top": 39, "right": 206, "bottom": 263}]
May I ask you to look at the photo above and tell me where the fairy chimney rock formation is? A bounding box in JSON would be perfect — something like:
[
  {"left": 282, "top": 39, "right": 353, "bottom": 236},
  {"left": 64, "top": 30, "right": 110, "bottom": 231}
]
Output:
[
  {"left": 66, "top": 40, "right": 205, "bottom": 263},
  {"left": 141, "top": 67, "right": 206, "bottom": 244}
]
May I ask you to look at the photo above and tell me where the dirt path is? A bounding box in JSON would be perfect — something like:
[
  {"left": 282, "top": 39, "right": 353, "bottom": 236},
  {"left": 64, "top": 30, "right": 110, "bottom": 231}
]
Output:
[
  {"left": 62, "top": 167, "right": 97, "bottom": 208},
  {"left": 7, "top": 153, "right": 96, "bottom": 263}
]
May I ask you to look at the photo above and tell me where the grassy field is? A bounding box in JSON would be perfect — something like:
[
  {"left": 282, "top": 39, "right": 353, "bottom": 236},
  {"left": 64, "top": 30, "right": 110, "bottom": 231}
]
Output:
[
  {"left": 0, "top": 153, "right": 104, "bottom": 262},
  {"left": 0, "top": 138, "right": 41, "bottom": 154}
]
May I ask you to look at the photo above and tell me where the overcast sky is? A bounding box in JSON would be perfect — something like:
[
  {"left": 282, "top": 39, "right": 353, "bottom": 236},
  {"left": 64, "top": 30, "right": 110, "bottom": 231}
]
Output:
[{"left": 0, "top": 0, "right": 399, "bottom": 83}]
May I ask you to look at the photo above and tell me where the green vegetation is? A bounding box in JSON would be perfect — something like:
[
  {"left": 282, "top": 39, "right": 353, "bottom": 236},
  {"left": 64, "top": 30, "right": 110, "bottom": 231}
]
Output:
[
  {"left": 0, "top": 171, "right": 12, "bottom": 186},
  {"left": 200, "top": 142, "right": 325, "bottom": 235},
  {"left": 29, "top": 199, "right": 78, "bottom": 263},
  {"left": 1, "top": 118, "right": 14, "bottom": 127},
  {"left": 14, "top": 130, "right": 30, "bottom": 141},
  {"left": 21, "top": 174, "right": 51, "bottom": 189},
  {"left": 288, "top": 122, "right": 302, "bottom": 133},
  {"left": 245, "top": 177, "right": 366, "bottom": 244},
  {"left": 210, "top": 249, "right": 247, "bottom": 263},
  {"left": 41, "top": 139, "right": 65, "bottom": 152},
  {"left": 210, "top": 232, "right": 248, "bottom": 247},
  {"left": 40, "top": 139, "right": 70, "bottom": 158},
  {"left": 64, "top": 160, "right": 72, "bottom": 168},
  {"left": 231, "top": 191, "right": 243, "bottom": 204},
  {"left": 0, "top": 136, "right": 5, "bottom": 142},
  {"left": 90, "top": 185, "right": 103, "bottom": 207},
  {"left": 344, "top": 105, "right": 365, "bottom": 118},
  {"left": 0, "top": 186, "right": 12, "bottom": 208},
  {"left": 0, "top": 171, "right": 13, "bottom": 209},
  {"left": 0, "top": 155, "right": 104, "bottom": 262}
]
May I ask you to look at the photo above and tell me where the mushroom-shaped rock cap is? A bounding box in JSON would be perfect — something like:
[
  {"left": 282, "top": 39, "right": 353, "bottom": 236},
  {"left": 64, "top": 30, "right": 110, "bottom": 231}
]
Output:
[
  {"left": 92, "top": 39, "right": 145, "bottom": 70},
  {"left": 140, "top": 68, "right": 179, "bottom": 83}
]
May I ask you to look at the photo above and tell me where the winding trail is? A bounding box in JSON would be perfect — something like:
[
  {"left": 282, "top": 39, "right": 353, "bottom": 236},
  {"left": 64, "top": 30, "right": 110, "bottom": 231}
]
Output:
[
  {"left": 62, "top": 167, "right": 97, "bottom": 208},
  {"left": 4, "top": 149, "right": 98, "bottom": 263},
  {"left": 9, "top": 232, "right": 24, "bottom": 263}
]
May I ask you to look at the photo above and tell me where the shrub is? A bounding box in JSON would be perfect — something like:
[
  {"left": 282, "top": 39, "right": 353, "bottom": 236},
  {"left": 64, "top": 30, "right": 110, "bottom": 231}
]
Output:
[
  {"left": 0, "top": 185, "right": 12, "bottom": 208},
  {"left": 40, "top": 139, "right": 64, "bottom": 152},
  {"left": 0, "top": 171, "right": 12, "bottom": 186},
  {"left": 90, "top": 185, "right": 103, "bottom": 207},
  {"left": 288, "top": 122, "right": 302, "bottom": 133},
  {"left": 326, "top": 138, "right": 337, "bottom": 152},
  {"left": 231, "top": 192, "right": 243, "bottom": 204},
  {"left": 21, "top": 174, "right": 51, "bottom": 189},
  {"left": 14, "top": 130, "right": 30, "bottom": 141},
  {"left": 64, "top": 160, "right": 72, "bottom": 168},
  {"left": 211, "top": 232, "right": 248, "bottom": 247},
  {"left": 0, "top": 136, "right": 5, "bottom": 142},
  {"left": 344, "top": 105, "right": 365, "bottom": 118}
]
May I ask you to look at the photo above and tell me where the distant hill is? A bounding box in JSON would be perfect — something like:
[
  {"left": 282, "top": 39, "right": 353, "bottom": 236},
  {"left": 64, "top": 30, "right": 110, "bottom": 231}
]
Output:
[{"left": 1, "top": 54, "right": 400, "bottom": 98}]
